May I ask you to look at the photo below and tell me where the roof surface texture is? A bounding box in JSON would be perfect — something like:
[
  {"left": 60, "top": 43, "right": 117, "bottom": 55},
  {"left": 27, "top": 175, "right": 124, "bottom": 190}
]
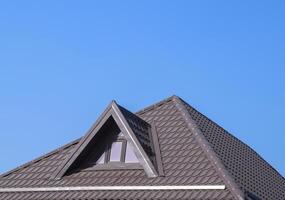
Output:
[{"left": 0, "top": 96, "right": 284, "bottom": 200}]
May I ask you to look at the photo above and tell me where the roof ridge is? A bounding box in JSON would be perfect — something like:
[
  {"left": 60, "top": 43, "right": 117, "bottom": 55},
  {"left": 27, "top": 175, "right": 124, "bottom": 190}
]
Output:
[
  {"left": 172, "top": 96, "right": 245, "bottom": 200},
  {"left": 0, "top": 138, "right": 80, "bottom": 178},
  {"left": 136, "top": 95, "right": 176, "bottom": 115},
  {"left": 179, "top": 98, "right": 285, "bottom": 182}
]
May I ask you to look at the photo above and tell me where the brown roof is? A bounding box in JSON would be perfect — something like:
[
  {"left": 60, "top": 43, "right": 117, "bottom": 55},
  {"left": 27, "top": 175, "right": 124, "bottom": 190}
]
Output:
[
  {"left": 180, "top": 98, "right": 285, "bottom": 200},
  {"left": 0, "top": 96, "right": 284, "bottom": 200}
]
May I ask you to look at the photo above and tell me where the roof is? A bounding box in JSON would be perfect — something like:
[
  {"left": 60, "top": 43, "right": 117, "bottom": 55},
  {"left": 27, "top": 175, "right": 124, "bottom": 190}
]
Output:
[{"left": 0, "top": 96, "right": 284, "bottom": 200}]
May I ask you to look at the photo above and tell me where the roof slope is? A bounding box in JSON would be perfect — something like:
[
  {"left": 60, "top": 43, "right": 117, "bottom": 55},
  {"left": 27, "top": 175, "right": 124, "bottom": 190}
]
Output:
[
  {"left": 0, "top": 96, "right": 284, "bottom": 200},
  {"left": 179, "top": 98, "right": 285, "bottom": 200},
  {"left": 117, "top": 104, "right": 157, "bottom": 170}
]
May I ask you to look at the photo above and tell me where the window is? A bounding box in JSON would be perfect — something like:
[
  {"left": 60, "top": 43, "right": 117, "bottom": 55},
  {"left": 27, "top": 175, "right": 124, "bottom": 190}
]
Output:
[
  {"left": 96, "top": 135, "right": 139, "bottom": 165},
  {"left": 125, "top": 142, "right": 139, "bottom": 163},
  {"left": 110, "top": 142, "right": 123, "bottom": 162}
]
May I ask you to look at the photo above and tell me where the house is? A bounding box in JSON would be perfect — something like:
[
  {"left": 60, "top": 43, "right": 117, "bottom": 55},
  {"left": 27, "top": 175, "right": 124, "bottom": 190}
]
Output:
[{"left": 0, "top": 96, "right": 284, "bottom": 200}]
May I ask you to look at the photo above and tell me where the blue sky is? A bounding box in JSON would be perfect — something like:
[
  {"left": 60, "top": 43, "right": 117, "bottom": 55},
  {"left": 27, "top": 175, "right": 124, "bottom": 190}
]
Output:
[{"left": 0, "top": 1, "right": 284, "bottom": 177}]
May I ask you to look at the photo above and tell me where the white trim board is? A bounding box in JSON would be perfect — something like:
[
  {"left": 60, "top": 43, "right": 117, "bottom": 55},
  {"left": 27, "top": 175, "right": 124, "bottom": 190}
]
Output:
[{"left": 0, "top": 185, "right": 226, "bottom": 192}]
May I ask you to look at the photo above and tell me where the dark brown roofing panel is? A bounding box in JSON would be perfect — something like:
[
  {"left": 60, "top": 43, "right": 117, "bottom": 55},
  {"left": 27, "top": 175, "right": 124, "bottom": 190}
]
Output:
[
  {"left": 172, "top": 96, "right": 244, "bottom": 200},
  {"left": 0, "top": 97, "right": 236, "bottom": 199},
  {"left": 1, "top": 95, "right": 284, "bottom": 200},
  {"left": 180, "top": 98, "right": 285, "bottom": 200},
  {"left": 117, "top": 104, "right": 157, "bottom": 170},
  {"left": 0, "top": 190, "right": 235, "bottom": 200}
]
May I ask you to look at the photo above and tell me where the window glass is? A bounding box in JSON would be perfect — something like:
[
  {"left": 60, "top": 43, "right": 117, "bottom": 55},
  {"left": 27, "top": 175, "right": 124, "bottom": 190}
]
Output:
[
  {"left": 125, "top": 142, "right": 139, "bottom": 163},
  {"left": 110, "top": 142, "right": 122, "bottom": 162},
  {"left": 97, "top": 152, "right": 105, "bottom": 164}
]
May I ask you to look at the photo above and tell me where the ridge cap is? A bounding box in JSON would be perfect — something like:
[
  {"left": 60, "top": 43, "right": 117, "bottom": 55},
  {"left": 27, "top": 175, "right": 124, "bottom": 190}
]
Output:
[
  {"left": 172, "top": 96, "right": 245, "bottom": 200},
  {"left": 179, "top": 98, "right": 285, "bottom": 182},
  {"left": 136, "top": 95, "right": 177, "bottom": 115}
]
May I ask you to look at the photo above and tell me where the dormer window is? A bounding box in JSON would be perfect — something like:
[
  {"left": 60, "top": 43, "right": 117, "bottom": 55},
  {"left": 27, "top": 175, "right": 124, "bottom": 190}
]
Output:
[
  {"left": 125, "top": 141, "right": 139, "bottom": 163},
  {"left": 95, "top": 136, "right": 139, "bottom": 165},
  {"left": 51, "top": 103, "right": 159, "bottom": 178},
  {"left": 110, "top": 141, "right": 123, "bottom": 162}
]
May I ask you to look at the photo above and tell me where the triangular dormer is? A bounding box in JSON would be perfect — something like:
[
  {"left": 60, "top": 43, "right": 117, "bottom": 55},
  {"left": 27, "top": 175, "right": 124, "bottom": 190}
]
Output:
[{"left": 51, "top": 101, "right": 162, "bottom": 179}]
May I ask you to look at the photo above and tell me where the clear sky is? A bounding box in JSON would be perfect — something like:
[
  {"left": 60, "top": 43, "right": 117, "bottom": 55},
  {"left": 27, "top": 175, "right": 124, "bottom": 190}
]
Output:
[{"left": 0, "top": 1, "right": 284, "bottom": 177}]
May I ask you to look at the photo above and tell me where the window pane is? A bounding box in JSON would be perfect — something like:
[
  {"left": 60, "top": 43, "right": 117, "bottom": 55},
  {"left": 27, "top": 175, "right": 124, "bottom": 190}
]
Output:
[
  {"left": 96, "top": 152, "right": 105, "bottom": 164},
  {"left": 110, "top": 142, "right": 122, "bottom": 162},
  {"left": 125, "top": 142, "right": 139, "bottom": 163}
]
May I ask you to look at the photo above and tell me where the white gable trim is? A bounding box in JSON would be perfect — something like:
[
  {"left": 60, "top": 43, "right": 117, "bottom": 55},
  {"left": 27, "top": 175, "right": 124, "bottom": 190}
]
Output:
[{"left": 0, "top": 185, "right": 226, "bottom": 192}]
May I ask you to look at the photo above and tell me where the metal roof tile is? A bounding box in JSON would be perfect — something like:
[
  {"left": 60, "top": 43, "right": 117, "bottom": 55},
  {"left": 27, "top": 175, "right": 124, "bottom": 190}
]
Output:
[{"left": 2, "top": 96, "right": 282, "bottom": 199}]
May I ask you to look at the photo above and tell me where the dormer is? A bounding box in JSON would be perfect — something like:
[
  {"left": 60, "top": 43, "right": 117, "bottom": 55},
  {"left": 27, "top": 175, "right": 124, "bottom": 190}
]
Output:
[{"left": 51, "top": 101, "right": 163, "bottom": 179}]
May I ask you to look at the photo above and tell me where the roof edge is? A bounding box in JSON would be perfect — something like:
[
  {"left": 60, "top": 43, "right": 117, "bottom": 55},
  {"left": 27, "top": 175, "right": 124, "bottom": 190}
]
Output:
[
  {"left": 0, "top": 185, "right": 226, "bottom": 192},
  {"left": 172, "top": 96, "right": 245, "bottom": 200},
  {"left": 0, "top": 139, "right": 80, "bottom": 178},
  {"left": 50, "top": 101, "right": 116, "bottom": 179},
  {"left": 136, "top": 95, "right": 175, "bottom": 115}
]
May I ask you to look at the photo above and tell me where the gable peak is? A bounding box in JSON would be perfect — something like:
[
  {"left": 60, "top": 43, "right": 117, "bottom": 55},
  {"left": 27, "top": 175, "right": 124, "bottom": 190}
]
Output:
[{"left": 51, "top": 100, "right": 160, "bottom": 180}]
